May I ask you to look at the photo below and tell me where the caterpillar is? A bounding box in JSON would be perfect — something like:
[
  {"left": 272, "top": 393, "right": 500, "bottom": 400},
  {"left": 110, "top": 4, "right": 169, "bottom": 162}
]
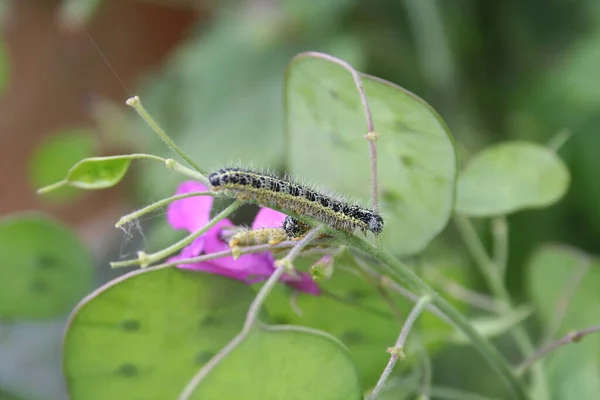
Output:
[
  {"left": 228, "top": 227, "right": 287, "bottom": 248},
  {"left": 208, "top": 168, "right": 384, "bottom": 235},
  {"left": 283, "top": 216, "right": 311, "bottom": 239}
]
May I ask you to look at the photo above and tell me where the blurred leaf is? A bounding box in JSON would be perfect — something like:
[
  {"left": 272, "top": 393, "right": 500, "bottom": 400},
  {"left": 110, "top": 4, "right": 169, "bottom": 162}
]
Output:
[
  {"left": 456, "top": 141, "right": 570, "bottom": 217},
  {"left": 447, "top": 306, "right": 533, "bottom": 345},
  {"left": 137, "top": 5, "right": 361, "bottom": 201},
  {"left": 0, "top": 213, "right": 93, "bottom": 319},
  {"left": 28, "top": 129, "right": 96, "bottom": 203},
  {"left": 0, "top": 388, "right": 28, "bottom": 400},
  {"left": 188, "top": 325, "right": 362, "bottom": 400},
  {"left": 63, "top": 267, "right": 255, "bottom": 400},
  {"left": 0, "top": 321, "right": 66, "bottom": 400},
  {"left": 527, "top": 245, "right": 600, "bottom": 400},
  {"left": 286, "top": 53, "right": 457, "bottom": 255}
]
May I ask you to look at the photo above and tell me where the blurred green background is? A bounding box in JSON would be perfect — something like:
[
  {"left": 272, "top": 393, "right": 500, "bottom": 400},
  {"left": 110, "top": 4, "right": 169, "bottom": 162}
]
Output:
[{"left": 1, "top": 0, "right": 600, "bottom": 399}]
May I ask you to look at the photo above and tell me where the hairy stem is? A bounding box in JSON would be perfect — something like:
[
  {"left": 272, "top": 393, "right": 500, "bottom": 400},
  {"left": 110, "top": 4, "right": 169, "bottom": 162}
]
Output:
[
  {"left": 370, "top": 296, "right": 432, "bottom": 400},
  {"left": 300, "top": 52, "right": 379, "bottom": 210}
]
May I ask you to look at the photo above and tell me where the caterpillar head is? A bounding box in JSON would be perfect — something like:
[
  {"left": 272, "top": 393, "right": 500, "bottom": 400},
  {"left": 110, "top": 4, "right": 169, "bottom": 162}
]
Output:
[{"left": 369, "top": 214, "right": 384, "bottom": 235}]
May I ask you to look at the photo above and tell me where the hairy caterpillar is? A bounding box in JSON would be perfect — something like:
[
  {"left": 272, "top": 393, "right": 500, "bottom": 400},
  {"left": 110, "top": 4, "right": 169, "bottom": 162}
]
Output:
[
  {"left": 228, "top": 227, "right": 287, "bottom": 248},
  {"left": 208, "top": 167, "right": 384, "bottom": 235},
  {"left": 283, "top": 216, "right": 311, "bottom": 238}
]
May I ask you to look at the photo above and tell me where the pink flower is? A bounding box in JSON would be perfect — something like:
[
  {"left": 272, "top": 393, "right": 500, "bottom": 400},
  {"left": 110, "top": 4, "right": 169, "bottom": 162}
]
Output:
[{"left": 166, "top": 181, "right": 320, "bottom": 295}]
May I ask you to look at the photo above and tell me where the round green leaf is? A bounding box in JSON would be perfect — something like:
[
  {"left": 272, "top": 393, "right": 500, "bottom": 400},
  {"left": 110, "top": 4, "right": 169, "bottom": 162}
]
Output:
[
  {"left": 0, "top": 213, "right": 94, "bottom": 319},
  {"left": 188, "top": 325, "right": 362, "bottom": 400},
  {"left": 456, "top": 141, "right": 570, "bottom": 217},
  {"left": 67, "top": 156, "right": 132, "bottom": 189},
  {"left": 63, "top": 267, "right": 256, "bottom": 400},
  {"left": 285, "top": 53, "right": 457, "bottom": 255},
  {"left": 28, "top": 129, "right": 96, "bottom": 203}
]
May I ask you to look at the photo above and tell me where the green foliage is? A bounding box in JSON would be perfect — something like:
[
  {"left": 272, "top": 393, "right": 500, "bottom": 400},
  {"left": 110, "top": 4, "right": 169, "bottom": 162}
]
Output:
[
  {"left": 66, "top": 156, "right": 132, "bottom": 189},
  {"left": 37, "top": 155, "right": 137, "bottom": 195},
  {"left": 285, "top": 53, "right": 457, "bottom": 255},
  {"left": 456, "top": 141, "right": 570, "bottom": 217},
  {"left": 187, "top": 325, "right": 362, "bottom": 400},
  {"left": 28, "top": 129, "right": 96, "bottom": 203},
  {"left": 63, "top": 268, "right": 255, "bottom": 400},
  {"left": 0, "top": 213, "right": 93, "bottom": 319},
  {"left": 527, "top": 245, "right": 600, "bottom": 400}
]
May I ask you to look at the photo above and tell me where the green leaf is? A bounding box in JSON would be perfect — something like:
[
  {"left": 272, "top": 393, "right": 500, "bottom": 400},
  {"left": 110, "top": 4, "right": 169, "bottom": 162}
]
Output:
[
  {"left": 264, "top": 266, "right": 400, "bottom": 388},
  {"left": 0, "top": 213, "right": 93, "bottom": 319},
  {"left": 456, "top": 141, "right": 570, "bottom": 217},
  {"left": 28, "top": 129, "right": 96, "bottom": 203},
  {"left": 66, "top": 156, "right": 132, "bottom": 189},
  {"left": 447, "top": 306, "right": 533, "bottom": 345},
  {"left": 264, "top": 251, "right": 471, "bottom": 388},
  {"left": 37, "top": 155, "right": 134, "bottom": 195},
  {"left": 526, "top": 245, "right": 600, "bottom": 400},
  {"left": 285, "top": 53, "right": 457, "bottom": 255},
  {"left": 0, "top": 388, "right": 28, "bottom": 400},
  {"left": 188, "top": 325, "right": 362, "bottom": 400},
  {"left": 63, "top": 267, "right": 256, "bottom": 400}
]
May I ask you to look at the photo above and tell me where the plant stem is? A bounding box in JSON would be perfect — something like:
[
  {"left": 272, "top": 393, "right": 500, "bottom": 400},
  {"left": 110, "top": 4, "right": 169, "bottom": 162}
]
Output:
[
  {"left": 517, "top": 325, "right": 600, "bottom": 375},
  {"left": 344, "top": 234, "right": 529, "bottom": 400},
  {"left": 178, "top": 226, "right": 323, "bottom": 400},
  {"left": 454, "top": 215, "right": 546, "bottom": 399},
  {"left": 492, "top": 216, "right": 508, "bottom": 279},
  {"left": 299, "top": 52, "right": 379, "bottom": 210},
  {"left": 370, "top": 296, "right": 432, "bottom": 399},
  {"left": 115, "top": 191, "right": 216, "bottom": 228},
  {"left": 126, "top": 96, "right": 206, "bottom": 174},
  {"left": 111, "top": 201, "right": 242, "bottom": 268}
]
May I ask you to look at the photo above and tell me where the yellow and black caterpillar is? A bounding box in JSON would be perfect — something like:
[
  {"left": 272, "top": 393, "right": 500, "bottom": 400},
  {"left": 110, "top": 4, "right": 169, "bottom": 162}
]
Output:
[{"left": 209, "top": 168, "right": 384, "bottom": 235}]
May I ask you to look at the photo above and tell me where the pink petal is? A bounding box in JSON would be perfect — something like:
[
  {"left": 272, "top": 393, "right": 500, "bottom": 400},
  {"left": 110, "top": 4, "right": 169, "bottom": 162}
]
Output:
[
  {"left": 282, "top": 272, "right": 320, "bottom": 295},
  {"left": 167, "top": 181, "right": 213, "bottom": 232},
  {"left": 203, "top": 220, "right": 276, "bottom": 278},
  {"left": 252, "top": 207, "right": 287, "bottom": 229}
]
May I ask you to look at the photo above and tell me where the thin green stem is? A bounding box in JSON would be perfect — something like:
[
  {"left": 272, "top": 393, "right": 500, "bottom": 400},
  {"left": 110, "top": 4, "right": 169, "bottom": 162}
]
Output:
[
  {"left": 126, "top": 96, "right": 206, "bottom": 174},
  {"left": 178, "top": 226, "right": 324, "bottom": 400},
  {"left": 116, "top": 191, "right": 216, "bottom": 228},
  {"left": 492, "top": 216, "right": 509, "bottom": 279},
  {"left": 454, "top": 215, "right": 546, "bottom": 399},
  {"left": 454, "top": 216, "right": 510, "bottom": 303},
  {"left": 165, "top": 159, "right": 210, "bottom": 186},
  {"left": 344, "top": 234, "right": 529, "bottom": 400},
  {"left": 370, "top": 296, "right": 432, "bottom": 400},
  {"left": 111, "top": 201, "right": 242, "bottom": 268}
]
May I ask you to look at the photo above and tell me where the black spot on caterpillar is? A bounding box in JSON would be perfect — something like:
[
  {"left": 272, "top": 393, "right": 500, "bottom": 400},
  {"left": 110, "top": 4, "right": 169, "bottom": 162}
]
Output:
[
  {"left": 283, "top": 216, "right": 311, "bottom": 239},
  {"left": 208, "top": 168, "right": 384, "bottom": 235}
]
